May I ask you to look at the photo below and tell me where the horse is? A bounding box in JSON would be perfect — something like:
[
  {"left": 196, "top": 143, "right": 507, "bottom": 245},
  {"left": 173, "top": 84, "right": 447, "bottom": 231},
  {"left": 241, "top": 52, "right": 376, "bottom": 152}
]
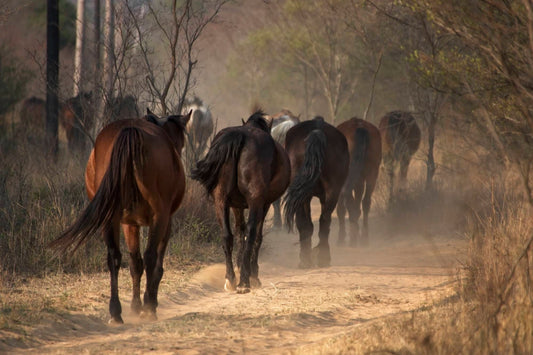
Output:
[
  {"left": 378, "top": 111, "right": 421, "bottom": 202},
  {"left": 50, "top": 109, "right": 191, "bottom": 324},
  {"left": 270, "top": 109, "right": 300, "bottom": 128},
  {"left": 284, "top": 117, "right": 349, "bottom": 268},
  {"left": 19, "top": 96, "right": 46, "bottom": 144},
  {"left": 191, "top": 110, "right": 290, "bottom": 294},
  {"left": 182, "top": 96, "right": 214, "bottom": 154},
  {"left": 336, "top": 117, "right": 382, "bottom": 247},
  {"left": 270, "top": 118, "right": 299, "bottom": 228},
  {"left": 59, "top": 91, "right": 94, "bottom": 153}
]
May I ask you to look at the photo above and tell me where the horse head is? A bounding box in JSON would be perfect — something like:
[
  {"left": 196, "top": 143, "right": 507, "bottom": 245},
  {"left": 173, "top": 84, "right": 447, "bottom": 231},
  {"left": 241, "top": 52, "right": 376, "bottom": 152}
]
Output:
[
  {"left": 244, "top": 110, "right": 271, "bottom": 133},
  {"left": 143, "top": 109, "right": 191, "bottom": 154}
]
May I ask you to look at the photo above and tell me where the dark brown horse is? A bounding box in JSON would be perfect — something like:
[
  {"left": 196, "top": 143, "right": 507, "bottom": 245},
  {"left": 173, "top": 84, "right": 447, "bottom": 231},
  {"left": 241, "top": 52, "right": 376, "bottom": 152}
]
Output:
[
  {"left": 191, "top": 111, "right": 290, "bottom": 293},
  {"left": 19, "top": 96, "right": 46, "bottom": 144},
  {"left": 284, "top": 117, "right": 349, "bottom": 268},
  {"left": 336, "top": 117, "right": 382, "bottom": 246},
  {"left": 50, "top": 110, "right": 191, "bottom": 324},
  {"left": 379, "top": 111, "right": 421, "bottom": 202},
  {"left": 59, "top": 92, "right": 94, "bottom": 153}
]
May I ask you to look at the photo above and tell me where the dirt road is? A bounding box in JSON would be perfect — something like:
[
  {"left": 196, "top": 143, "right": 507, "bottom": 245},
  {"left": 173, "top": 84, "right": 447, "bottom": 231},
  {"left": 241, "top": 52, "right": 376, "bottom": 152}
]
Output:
[{"left": 1, "top": 216, "right": 465, "bottom": 354}]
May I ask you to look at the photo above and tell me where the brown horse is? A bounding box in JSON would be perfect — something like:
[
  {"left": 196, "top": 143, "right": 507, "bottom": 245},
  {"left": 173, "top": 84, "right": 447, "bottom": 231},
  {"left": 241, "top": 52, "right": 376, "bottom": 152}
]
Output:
[
  {"left": 19, "top": 96, "right": 46, "bottom": 144},
  {"left": 336, "top": 117, "right": 382, "bottom": 246},
  {"left": 50, "top": 110, "right": 191, "bottom": 324},
  {"left": 284, "top": 117, "right": 349, "bottom": 268},
  {"left": 191, "top": 111, "right": 290, "bottom": 294},
  {"left": 59, "top": 92, "right": 94, "bottom": 153},
  {"left": 379, "top": 111, "right": 421, "bottom": 202}
]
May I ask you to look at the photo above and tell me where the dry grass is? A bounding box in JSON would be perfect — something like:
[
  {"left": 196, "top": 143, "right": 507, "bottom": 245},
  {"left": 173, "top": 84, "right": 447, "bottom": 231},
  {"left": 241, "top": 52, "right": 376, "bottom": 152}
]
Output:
[{"left": 292, "top": 173, "right": 533, "bottom": 355}]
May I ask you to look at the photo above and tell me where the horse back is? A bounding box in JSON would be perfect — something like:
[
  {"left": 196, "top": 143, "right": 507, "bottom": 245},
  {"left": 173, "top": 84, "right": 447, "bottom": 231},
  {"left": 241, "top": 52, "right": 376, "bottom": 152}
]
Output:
[
  {"left": 86, "top": 119, "right": 185, "bottom": 223},
  {"left": 337, "top": 117, "right": 382, "bottom": 176},
  {"left": 286, "top": 120, "right": 349, "bottom": 190}
]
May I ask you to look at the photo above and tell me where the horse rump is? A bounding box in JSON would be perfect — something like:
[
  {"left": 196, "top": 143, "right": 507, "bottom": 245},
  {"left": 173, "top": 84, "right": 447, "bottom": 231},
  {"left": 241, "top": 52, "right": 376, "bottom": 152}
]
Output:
[
  {"left": 283, "top": 129, "right": 327, "bottom": 231},
  {"left": 191, "top": 130, "right": 247, "bottom": 194},
  {"left": 49, "top": 127, "right": 145, "bottom": 254}
]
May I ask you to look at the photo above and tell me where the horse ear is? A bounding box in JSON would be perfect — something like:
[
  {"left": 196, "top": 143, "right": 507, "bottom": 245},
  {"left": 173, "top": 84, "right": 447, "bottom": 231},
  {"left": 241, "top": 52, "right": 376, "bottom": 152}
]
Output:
[
  {"left": 241, "top": 118, "right": 246, "bottom": 126},
  {"left": 180, "top": 109, "right": 192, "bottom": 126},
  {"left": 267, "top": 116, "right": 274, "bottom": 130},
  {"left": 146, "top": 108, "right": 153, "bottom": 115}
]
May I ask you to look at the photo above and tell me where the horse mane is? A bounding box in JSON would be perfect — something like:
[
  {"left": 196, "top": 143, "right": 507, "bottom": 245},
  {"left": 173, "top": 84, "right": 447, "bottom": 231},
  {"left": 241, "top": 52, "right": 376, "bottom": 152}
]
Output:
[
  {"left": 245, "top": 110, "right": 270, "bottom": 133},
  {"left": 271, "top": 119, "right": 297, "bottom": 144}
]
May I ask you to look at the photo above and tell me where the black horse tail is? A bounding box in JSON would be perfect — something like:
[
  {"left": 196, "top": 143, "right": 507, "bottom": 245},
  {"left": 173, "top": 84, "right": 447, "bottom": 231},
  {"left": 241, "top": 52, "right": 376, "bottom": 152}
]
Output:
[
  {"left": 345, "top": 127, "right": 369, "bottom": 189},
  {"left": 284, "top": 129, "right": 327, "bottom": 231},
  {"left": 191, "top": 130, "right": 246, "bottom": 194},
  {"left": 49, "top": 127, "right": 144, "bottom": 254}
]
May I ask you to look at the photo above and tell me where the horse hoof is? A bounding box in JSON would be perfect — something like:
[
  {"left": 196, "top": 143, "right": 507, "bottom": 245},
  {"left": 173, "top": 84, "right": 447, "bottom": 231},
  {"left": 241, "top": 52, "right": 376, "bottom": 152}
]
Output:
[
  {"left": 140, "top": 311, "right": 157, "bottom": 321},
  {"left": 108, "top": 316, "right": 124, "bottom": 325},
  {"left": 236, "top": 286, "right": 250, "bottom": 294},
  {"left": 250, "top": 277, "right": 262, "bottom": 289},
  {"left": 224, "top": 279, "right": 236, "bottom": 292}
]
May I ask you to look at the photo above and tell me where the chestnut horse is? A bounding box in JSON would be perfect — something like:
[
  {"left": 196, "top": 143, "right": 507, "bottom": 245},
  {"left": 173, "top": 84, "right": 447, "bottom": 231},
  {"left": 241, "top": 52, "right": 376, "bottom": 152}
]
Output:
[
  {"left": 284, "top": 117, "right": 349, "bottom": 268},
  {"left": 336, "top": 117, "right": 382, "bottom": 246},
  {"left": 191, "top": 111, "right": 290, "bottom": 293},
  {"left": 50, "top": 110, "right": 191, "bottom": 324},
  {"left": 379, "top": 111, "right": 421, "bottom": 202}
]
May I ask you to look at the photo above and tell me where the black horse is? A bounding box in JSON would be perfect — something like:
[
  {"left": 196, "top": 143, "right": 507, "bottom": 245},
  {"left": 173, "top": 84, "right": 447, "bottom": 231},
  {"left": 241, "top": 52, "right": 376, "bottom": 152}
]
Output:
[{"left": 191, "top": 111, "right": 291, "bottom": 293}]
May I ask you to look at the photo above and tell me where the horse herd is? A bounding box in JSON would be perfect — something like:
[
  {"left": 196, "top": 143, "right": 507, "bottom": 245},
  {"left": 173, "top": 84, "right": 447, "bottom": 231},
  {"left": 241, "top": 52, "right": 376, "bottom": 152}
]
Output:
[{"left": 49, "top": 104, "right": 421, "bottom": 324}]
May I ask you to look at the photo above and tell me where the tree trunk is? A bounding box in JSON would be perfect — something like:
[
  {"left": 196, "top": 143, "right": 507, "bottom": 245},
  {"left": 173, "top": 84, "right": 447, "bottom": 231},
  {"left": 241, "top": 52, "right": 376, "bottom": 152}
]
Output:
[
  {"left": 101, "top": 0, "right": 114, "bottom": 128},
  {"left": 73, "top": 0, "right": 87, "bottom": 96},
  {"left": 46, "top": 0, "right": 59, "bottom": 159},
  {"left": 425, "top": 113, "right": 436, "bottom": 191}
]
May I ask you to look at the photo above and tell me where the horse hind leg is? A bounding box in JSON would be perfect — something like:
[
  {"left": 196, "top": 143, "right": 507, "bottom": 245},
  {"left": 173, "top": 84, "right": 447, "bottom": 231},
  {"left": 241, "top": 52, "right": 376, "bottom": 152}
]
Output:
[
  {"left": 249, "top": 204, "right": 269, "bottom": 289},
  {"left": 104, "top": 221, "right": 123, "bottom": 324},
  {"left": 237, "top": 204, "right": 264, "bottom": 294},
  {"left": 296, "top": 201, "right": 313, "bottom": 269},
  {"left": 272, "top": 198, "right": 282, "bottom": 229},
  {"left": 142, "top": 213, "right": 171, "bottom": 320},
  {"left": 348, "top": 182, "right": 364, "bottom": 247},
  {"left": 232, "top": 207, "right": 246, "bottom": 272},
  {"left": 218, "top": 203, "right": 236, "bottom": 292},
  {"left": 336, "top": 193, "right": 348, "bottom": 246},
  {"left": 122, "top": 224, "right": 143, "bottom": 315},
  {"left": 315, "top": 195, "right": 337, "bottom": 267},
  {"left": 361, "top": 179, "right": 376, "bottom": 246}
]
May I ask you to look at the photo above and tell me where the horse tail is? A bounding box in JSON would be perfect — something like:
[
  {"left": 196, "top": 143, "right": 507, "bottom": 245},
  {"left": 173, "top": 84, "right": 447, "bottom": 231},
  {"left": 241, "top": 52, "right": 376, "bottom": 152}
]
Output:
[
  {"left": 345, "top": 127, "right": 369, "bottom": 189},
  {"left": 284, "top": 129, "right": 327, "bottom": 231},
  {"left": 190, "top": 130, "right": 246, "bottom": 194},
  {"left": 49, "top": 127, "right": 144, "bottom": 254}
]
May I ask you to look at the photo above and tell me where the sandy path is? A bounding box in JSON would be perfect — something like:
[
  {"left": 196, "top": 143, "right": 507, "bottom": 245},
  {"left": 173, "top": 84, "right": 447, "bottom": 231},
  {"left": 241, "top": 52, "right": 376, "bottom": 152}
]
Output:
[{"left": 3, "top": 214, "right": 466, "bottom": 354}]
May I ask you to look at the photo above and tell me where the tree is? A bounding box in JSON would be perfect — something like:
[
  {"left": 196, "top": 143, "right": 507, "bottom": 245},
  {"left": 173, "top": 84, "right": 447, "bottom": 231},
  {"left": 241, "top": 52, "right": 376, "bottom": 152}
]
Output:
[
  {"left": 124, "top": 0, "right": 229, "bottom": 116},
  {"left": 73, "top": 0, "right": 88, "bottom": 96},
  {"left": 405, "top": 0, "right": 533, "bottom": 204},
  {"left": 46, "top": 0, "right": 60, "bottom": 158}
]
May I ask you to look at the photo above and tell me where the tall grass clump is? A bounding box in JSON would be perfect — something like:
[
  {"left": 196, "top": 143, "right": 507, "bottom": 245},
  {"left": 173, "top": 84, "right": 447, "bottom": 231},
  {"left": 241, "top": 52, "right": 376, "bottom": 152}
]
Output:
[{"left": 0, "top": 121, "right": 221, "bottom": 284}]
